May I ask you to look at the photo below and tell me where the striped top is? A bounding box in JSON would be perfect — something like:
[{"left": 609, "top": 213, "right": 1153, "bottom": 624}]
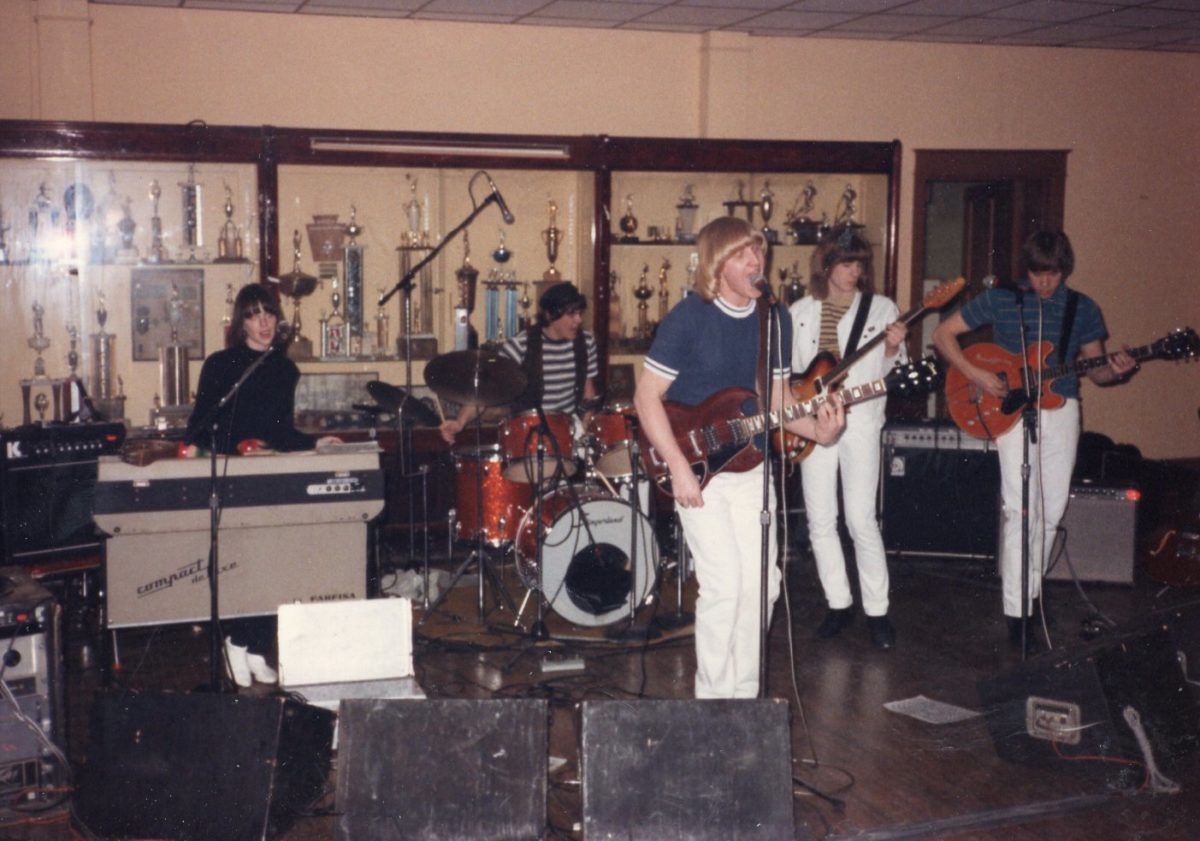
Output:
[
  {"left": 818, "top": 299, "right": 850, "bottom": 357},
  {"left": 501, "top": 330, "right": 599, "bottom": 415},
  {"left": 959, "top": 283, "right": 1107, "bottom": 400}
]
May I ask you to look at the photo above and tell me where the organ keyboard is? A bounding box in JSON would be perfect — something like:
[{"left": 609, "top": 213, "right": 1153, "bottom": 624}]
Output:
[{"left": 94, "top": 444, "right": 384, "bottom": 628}]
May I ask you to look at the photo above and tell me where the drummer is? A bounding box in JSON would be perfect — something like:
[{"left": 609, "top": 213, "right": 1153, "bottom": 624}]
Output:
[{"left": 439, "top": 282, "right": 599, "bottom": 443}]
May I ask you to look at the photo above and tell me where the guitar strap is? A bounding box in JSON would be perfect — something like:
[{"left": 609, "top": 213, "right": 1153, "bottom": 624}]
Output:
[
  {"left": 1059, "top": 289, "right": 1080, "bottom": 365},
  {"left": 843, "top": 291, "right": 873, "bottom": 358}
]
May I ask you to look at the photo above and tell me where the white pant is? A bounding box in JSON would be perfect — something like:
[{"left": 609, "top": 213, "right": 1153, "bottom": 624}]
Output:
[
  {"left": 800, "top": 418, "right": 889, "bottom": 616},
  {"left": 676, "top": 466, "right": 780, "bottom": 699},
  {"left": 996, "top": 399, "right": 1080, "bottom": 617}
]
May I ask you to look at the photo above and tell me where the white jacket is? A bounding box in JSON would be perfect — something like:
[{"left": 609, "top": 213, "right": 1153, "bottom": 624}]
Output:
[{"left": 789, "top": 291, "right": 906, "bottom": 428}]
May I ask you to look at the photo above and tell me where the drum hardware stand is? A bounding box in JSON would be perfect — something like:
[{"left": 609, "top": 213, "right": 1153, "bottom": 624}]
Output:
[
  {"left": 652, "top": 513, "right": 695, "bottom": 631},
  {"left": 604, "top": 416, "right": 660, "bottom": 642},
  {"left": 530, "top": 408, "right": 552, "bottom": 642},
  {"left": 421, "top": 410, "right": 515, "bottom": 625}
]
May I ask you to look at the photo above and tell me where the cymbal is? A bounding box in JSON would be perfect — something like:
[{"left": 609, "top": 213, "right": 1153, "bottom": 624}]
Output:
[
  {"left": 364, "top": 381, "right": 440, "bottom": 426},
  {"left": 424, "top": 350, "right": 527, "bottom": 407},
  {"left": 270, "top": 269, "right": 317, "bottom": 299}
]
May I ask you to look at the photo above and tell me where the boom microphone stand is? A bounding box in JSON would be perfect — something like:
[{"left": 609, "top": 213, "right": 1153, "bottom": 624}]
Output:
[
  {"left": 757, "top": 287, "right": 780, "bottom": 698},
  {"left": 1013, "top": 286, "right": 1040, "bottom": 660}
]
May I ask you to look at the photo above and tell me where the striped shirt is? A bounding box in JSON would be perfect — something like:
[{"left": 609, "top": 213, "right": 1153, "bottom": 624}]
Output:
[
  {"left": 959, "top": 283, "right": 1107, "bottom": 400},
  {"left": 818, "top": 299, "right": 850, "bottom": 357},
  {"left": 501, "top": 330, "right": 599, "bottom": 414}
]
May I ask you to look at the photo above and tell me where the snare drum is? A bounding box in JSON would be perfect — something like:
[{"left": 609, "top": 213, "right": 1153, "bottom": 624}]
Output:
[
  {"left": 587, "top": 403, "right": 638, "bottom": 480},
  {"left": 452, "top": 445, "right": 533, "bottom": 547},
  {"left": 499, "top": 410, "right": 575, "bottom": 484},
  {"left": 514, "top": 485, "right": 658, "bottom": 628}
]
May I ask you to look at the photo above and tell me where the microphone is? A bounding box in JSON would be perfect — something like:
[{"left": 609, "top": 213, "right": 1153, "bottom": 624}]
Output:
[
  {"left": 485, "top": 174, "right": 515, "bottom": 224},
  {"left": 751, "top": 272, "right": 776, "bottom": 305},
  {"left": 981, "top": 274, "right": 997, "bottom": 289}
]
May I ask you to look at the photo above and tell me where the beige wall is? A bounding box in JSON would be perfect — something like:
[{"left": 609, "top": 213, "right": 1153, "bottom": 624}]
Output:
[{"left": 3, "top": 1, "right": 1198, "bottom": 457}]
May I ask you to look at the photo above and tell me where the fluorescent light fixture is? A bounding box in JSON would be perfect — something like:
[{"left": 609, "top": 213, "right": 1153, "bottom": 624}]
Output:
[{"left": 309, "top": 137, "right": 572, "bottom": 159}]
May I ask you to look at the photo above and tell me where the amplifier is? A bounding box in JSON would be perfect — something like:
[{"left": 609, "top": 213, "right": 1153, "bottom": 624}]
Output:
[
  {"left": 1046, "top": 482, "right": 1139, "bottom": 584},
  {"left": 880, "top": 422, "right": 1000, "bottom": 560},
  {"left": 0, "top": 423, "right": 126, "bottom": 565},
  {"left": 0, "top": 568, "right": 64, "bottom": 812}
]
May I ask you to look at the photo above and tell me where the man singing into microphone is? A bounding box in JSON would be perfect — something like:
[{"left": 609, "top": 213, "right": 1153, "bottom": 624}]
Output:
[
  {"left": 790, "top": 230, "right": 908, "bottom": 650},
  {"left": 635, "top": 216, "right": 844, "bottom": 699}
]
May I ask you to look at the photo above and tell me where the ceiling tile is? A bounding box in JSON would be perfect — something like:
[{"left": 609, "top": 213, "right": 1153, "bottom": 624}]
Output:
[
  {"left": 831, "top": 13, "right": 958, "bottom": 33},
  {"left": 985, "top": 0, "right": 1108, "bottom": 23}
]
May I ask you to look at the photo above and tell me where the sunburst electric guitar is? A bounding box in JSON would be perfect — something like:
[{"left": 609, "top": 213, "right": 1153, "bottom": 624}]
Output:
[
  {"left": 782, "top": 277, "right": 965, "bottom": 465},
  {"left": 945, "top": 327, "right": 1199, "bottom": 440},
  {"left": 638, "top": 357, "right": 942, "bottom": 496}
]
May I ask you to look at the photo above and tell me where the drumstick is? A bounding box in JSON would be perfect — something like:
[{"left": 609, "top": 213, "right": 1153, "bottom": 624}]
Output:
[
  {"left": 593, "top": 469, "right": 620, "bottom": 498},
  {"left": 433, "top": 395, "right": 447, "bottom": 423}
]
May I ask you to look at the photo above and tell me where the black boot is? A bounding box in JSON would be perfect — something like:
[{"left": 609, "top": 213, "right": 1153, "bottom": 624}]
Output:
[
  {"left": 816, "top": 607, "right": 853, "bottom": 639},
  {"left": 867, "top": 615, "right": 896, "bottom": 650},
  {"left": 1006, "top": 616, "right": 1044, "bottom": 653}
]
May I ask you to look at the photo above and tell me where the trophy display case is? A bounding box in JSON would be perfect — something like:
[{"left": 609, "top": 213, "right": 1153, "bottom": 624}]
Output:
[
  {"left": 0, "top": 122, "right": 900, "bottom": 435},
  {"left": 0, "top": 124, "right": 263, "bottom": 432}
]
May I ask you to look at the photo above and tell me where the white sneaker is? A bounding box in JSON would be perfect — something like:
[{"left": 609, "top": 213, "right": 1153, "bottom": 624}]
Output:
[
  {"left": 246, "top": 653, "right": 278, "bottom": 685},
  {"left": 223, "top": 637, "right": 252, "bottom": 688}
]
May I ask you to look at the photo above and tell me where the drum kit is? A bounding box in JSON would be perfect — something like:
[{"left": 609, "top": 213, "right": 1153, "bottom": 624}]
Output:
[{"left": 373, "top": 348, "right": 664, "bottom": 632}]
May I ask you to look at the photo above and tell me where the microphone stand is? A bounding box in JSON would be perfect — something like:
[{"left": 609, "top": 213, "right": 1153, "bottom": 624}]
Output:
[
  {"left": 757, "top": 294, "right": 778, "bottom": 698},
  {"left": 1014, "top": 288, "right": 1038, "bottom": 660},
  {"left": 191, "top": 343, "right": 277, "bottom": 692},
  {"left": 530, "top": 406, "right": 552, "bottom": 642}
]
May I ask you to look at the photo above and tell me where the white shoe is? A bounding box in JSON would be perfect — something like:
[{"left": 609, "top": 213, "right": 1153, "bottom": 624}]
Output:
[
  {"left": 246, "top": 653, "right": 278, "bottom": 685},
  {"left": 223, "top": 637, "right": 252, "bottom": 688}
]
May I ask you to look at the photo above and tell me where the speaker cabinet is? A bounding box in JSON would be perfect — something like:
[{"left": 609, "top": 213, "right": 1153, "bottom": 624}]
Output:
[
  {"left": 978, "top": 626, "right": 1199, "bottom": 785},
  {"left": 881, "top": 423, "right": 1000, "bottom": 559},
  {"left": 336, "top": 698, "right": 547, "bottom": 841},
  {"left": 581, "top": 699, "right": 794, "bottom": 840},
  {"left": 75, "top": 692, "right": 334, "bottom": 841},
  {"left": 1047, "top": 483, "right": 1138, "bottom": 584}
]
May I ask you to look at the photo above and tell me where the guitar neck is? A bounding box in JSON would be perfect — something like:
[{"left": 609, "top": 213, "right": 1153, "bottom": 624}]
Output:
[
  {"left": 822, "top": 301, "right": 925, "bottom": 384},
  {"left": 1039, "top": 341, "right": 1158, "bottom": 381},
  {"left": 736, "top": 377, "right": 887, "bottom": 438}
]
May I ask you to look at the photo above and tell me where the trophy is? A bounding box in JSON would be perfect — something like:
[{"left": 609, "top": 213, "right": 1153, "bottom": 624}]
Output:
[
  {"left": 607, "top": 271, "right": 622, "bottom": 342},
  {"left": 395, "top": 174, "right": 437, "bottom": 359},
  {"left": 375, "top": 287, "right": 391, "bottom": 359},
  {"left": 785, "top": 180, "right": 821, "bottom": 245},
  {"left": 492, "top": 228, "right": 512, "bottom": 264},
  {"left": 453, "top": 230, "right": 479, "bottom": 351},
  {"left": 157, "top": 284, "right": 193, "bottom": 417},
  {"left": 91, "top": 172, "right": 121, "bottom": 264},
  {"left": 277, "top": 230, "right": 318, "bottom": 359},
  {"left": 780, "top": 261, "right": 806, "bottom": 306},
  {"left": 675, "top": 184, "right": 698, "bottom": 244},
  {"left": 542, "top": 199, "right": 562, "bottom": 282},
  {"left": 657, "top": 258, "right": 671, "bottom": 324},
  {"left": 759, "top": 181, "right": 778, "bottom": 244},
  {"left": 633, "top": 264, "right": 653, "bottom": 341},
  {"left": 343, "top": 205, "right": 365, "bottom": 349},
  {"left": 518, "top": 282, "right": 532, "bottom": 332},
  {"left": 147, "top": 179, "right": 167, "bottom": 263},
  {"left": 722, "top": 180, "right": 758, "bottom": 222},
  {"left": 829, "top": 183, "right": 865, "bottom": 243},
  {"left": 90, "top": 294, "right": 120, "bottom": 415},
  {"left": 116, "top": 197, "right": 139, "bottom": 264},
  {"left": 21, "top": 301, "right": 68, "bottom": 424},
  {"left": 618, "top": 195, "right": 639, "bottom": 243},
  {"left": 215, "top": 183, "right": 244, "bottom": 262},
  {"left": 320, "top": 269, "right": 350, "bottom": 360},
  {"left": 28, "top": 184, "right": 57, "bottom": 263},
  {"left": 178, "top": 164, "right": 203, "bottom": 262}
]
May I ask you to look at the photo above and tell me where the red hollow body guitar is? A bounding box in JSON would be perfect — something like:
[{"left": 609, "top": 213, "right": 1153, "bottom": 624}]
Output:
[{"left": 945, "top": 327, "right": 1198, "bottom": 441}]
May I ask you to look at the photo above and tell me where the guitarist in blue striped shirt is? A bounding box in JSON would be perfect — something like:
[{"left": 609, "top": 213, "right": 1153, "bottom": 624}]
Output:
[{"left": 933, "top": 231, "right": 1137, "bottom": 652}]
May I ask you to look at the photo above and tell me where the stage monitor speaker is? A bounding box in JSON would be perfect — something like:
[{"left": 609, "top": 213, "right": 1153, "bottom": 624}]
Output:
[
  {"left": 978, "top": 626, "right": 1199, "bottom": 786},
  {"left": 881, "top": 423, "right": 1000, "bottom": 559},
  {"left": 336, "top": 698, "right": 547, "bottom": 841},
  {"left": 581, "top": 699, "right": 794, "bottom": 841},
  {"left": 1045, "top": 483, "right": 1138, "bottom": 584},
  {"left": 74, "top": 691, "right": 334, "bottom": 841}
]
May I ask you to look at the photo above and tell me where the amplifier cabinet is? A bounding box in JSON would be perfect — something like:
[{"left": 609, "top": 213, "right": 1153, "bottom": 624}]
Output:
[
  {"left": 1045, "top": 483, "right": 1139, "bottom": 584},
  {"left": 880, "top": 423, "right": 1000, "bottom": 560},
  {"left": 0, "top": 568, "right": 64, "bottom": 810}
]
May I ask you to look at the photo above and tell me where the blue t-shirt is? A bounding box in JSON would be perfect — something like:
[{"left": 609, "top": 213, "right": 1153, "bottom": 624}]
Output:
[
  {"left": 958, "top": 283, "right": 1107, "bottom": 399},
  {"left": 644, "top": 294, "right": 792, "bottom": 406}
]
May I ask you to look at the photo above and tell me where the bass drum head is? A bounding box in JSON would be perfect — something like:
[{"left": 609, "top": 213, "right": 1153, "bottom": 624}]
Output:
[{"left": 516, "top": 488, "right": 658, "bottom": 628}]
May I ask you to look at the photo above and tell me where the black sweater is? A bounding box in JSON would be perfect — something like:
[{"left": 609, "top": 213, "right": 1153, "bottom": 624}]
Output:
[{"left": 186, "top": 345, "right": 314, "bottom": 454}]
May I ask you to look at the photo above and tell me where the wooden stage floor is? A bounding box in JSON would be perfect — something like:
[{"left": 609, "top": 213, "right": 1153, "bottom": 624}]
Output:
[{"left": 11, "top": 535, "right": 1200, "bottom": 840}]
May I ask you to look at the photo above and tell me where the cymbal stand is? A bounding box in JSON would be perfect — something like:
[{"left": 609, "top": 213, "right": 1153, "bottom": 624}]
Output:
[
  {"left": 530, "top": 408, "right": 551, "bottom": 641},
  {"left": 654, "top": 512, "right": 694, "bottom": 631}
]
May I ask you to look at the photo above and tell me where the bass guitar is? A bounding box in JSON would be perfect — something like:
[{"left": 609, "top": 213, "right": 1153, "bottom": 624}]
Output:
[
  {"left": 783, "top": 277, "right": 964, "bottom": 464},
  {"left": 639, "top": 357, "right": 941, "bottom": 496},
  {"left": 945, "top": 327, "right": 1198, "bottom": 440}
]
